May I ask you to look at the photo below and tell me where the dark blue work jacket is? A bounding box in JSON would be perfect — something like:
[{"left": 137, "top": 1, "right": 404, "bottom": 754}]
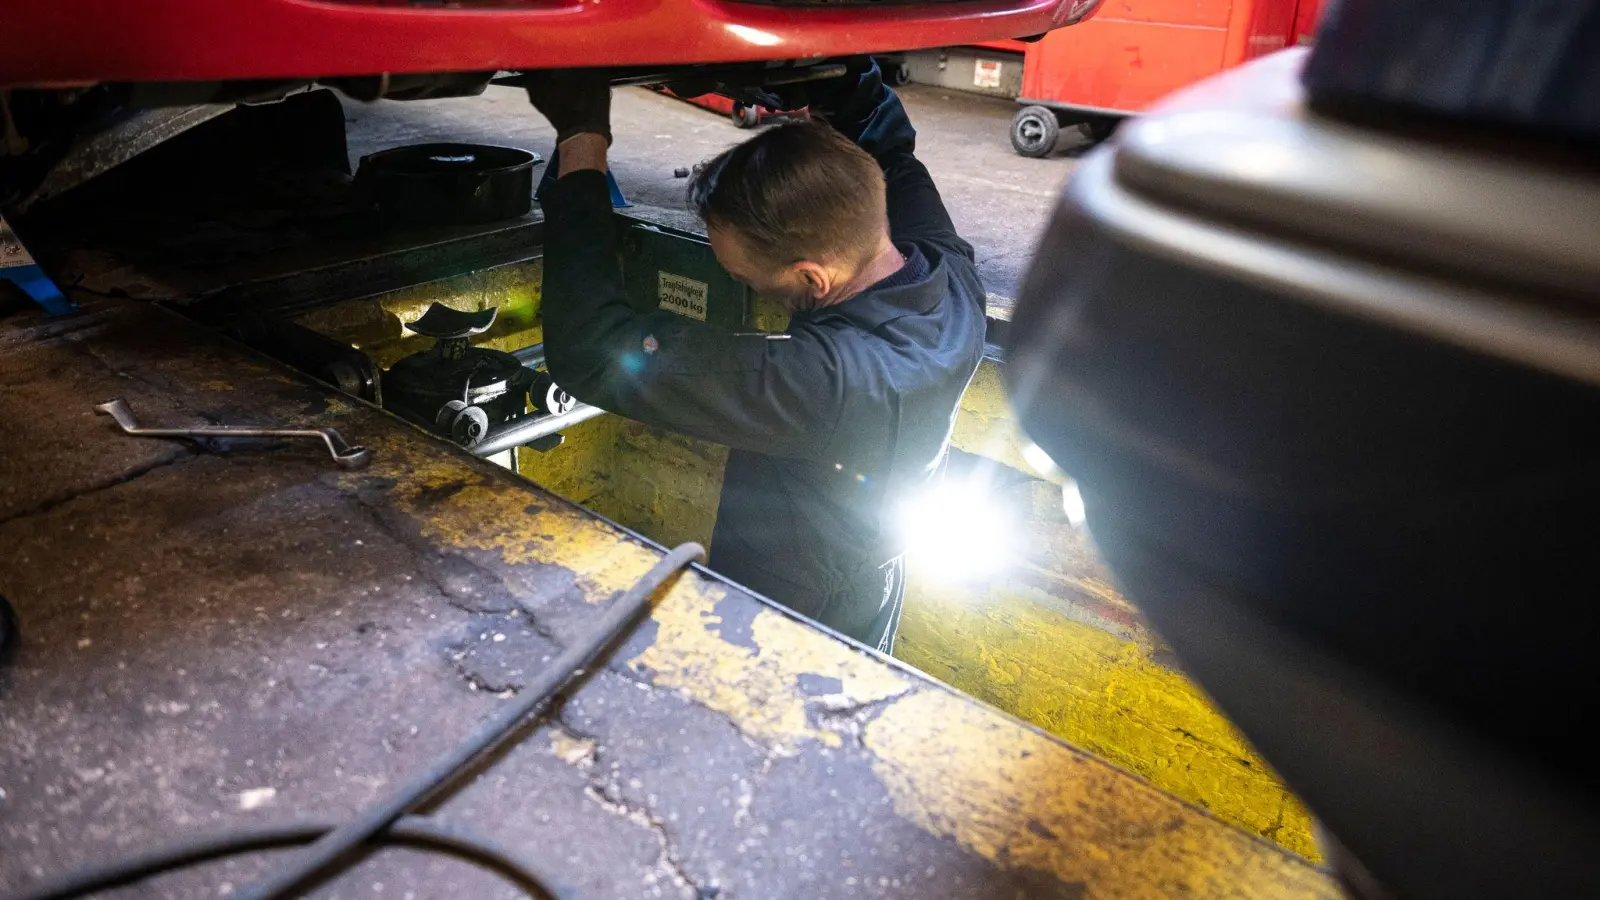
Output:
[{"left": 540, "top": 72, "right": 986, "bottom": 647}]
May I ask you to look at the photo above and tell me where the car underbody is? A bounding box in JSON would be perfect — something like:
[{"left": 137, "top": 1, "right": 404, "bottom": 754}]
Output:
[{"left": 1, "top": 59, "right": 885, "bottom": 210}]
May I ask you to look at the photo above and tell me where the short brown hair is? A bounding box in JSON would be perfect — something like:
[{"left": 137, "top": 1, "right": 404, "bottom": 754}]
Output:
[{"left": 688, "top": 121, "right": 886, "bottom": 266}]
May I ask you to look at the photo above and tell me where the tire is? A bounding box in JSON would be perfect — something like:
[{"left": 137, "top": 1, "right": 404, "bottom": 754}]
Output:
[
  {"left": 731, "top": 103, "right": 760, "bottom": 129},
  {"left": 875, "top": 56, "right": 910, "bottom": 86},
  {"left": 1010, "top": 106, "right": 1060, "bottom": 158}
]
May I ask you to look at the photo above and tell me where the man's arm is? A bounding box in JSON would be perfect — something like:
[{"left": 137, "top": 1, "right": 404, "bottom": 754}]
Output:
[
  {"left": 539, "top": 145, "right": 866, "bottom": 463},
  {"left": 803, "top": 64, "right": 974, "bottom": 259}
]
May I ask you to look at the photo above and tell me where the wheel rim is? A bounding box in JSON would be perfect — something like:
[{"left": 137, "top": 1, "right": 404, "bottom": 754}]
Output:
[{"left": 1017, "top": 115, "right": 1048, "bottom": 150}]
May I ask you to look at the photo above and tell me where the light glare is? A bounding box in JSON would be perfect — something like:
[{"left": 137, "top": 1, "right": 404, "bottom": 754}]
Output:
[
  {"left": 1021, "top": 440, "right": 1059, "bottom": 478},
  {"left": 1062, "top": 479, "right": 1086, "bottom": 528},
  {"left": 725, "top": 24, "right": 782, "bottom": 46},
  {"left": 898, "top": 480, "right": 1014, "bottom": 581}
]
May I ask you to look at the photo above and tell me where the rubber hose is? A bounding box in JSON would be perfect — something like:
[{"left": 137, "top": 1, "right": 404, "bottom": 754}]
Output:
[
  {"left": 231, "top": 542, "right": 706, "bottom": 900},
  {"left": 2, "top": 816, "right": 572, "bottom": 900},
  {"left": 2, "top": 542, "right": 704, "bottom": 900}
]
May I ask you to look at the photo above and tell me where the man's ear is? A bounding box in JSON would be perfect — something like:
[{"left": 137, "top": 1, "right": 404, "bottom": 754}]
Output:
[{"left": 794, "top": 261, "right": 831, "bottom": 301}]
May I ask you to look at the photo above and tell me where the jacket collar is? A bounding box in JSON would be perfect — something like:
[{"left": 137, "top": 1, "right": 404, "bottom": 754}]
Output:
[{"left": 799, "top": 243, "right": 944, "bottom": 333}]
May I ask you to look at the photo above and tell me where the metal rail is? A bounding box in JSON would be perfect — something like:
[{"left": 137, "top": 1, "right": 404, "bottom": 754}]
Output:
[
  {"left": 472, "top": 403, "right": 607, "bottom": 457},
  {"left": 511, "top": 343, "right": 546, "bottom": 368}
]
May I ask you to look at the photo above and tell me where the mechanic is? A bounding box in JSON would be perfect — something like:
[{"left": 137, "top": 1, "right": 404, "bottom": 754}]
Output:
[{"left": 526, "top": 64, "right": 985, "bottom": 652}]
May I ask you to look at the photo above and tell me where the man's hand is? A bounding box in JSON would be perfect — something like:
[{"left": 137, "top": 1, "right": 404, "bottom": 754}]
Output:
[
  {"left": 525, "top": 70, "right": 613, "bottom": 147},
  {"left": 770, "top": 58, "right": 878, "bottom": 122}
]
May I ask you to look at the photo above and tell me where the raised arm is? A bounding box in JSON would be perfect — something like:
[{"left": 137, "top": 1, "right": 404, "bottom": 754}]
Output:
[
  {"left": 537, "top": 161, "right": 866, "bottom": 462},
  {"left": 795, "top": 62, "right": 973, "bottom": 258}
]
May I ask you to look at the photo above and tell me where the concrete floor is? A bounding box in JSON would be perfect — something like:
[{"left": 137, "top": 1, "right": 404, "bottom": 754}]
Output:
[
  {"left": 342, "top": 83, "right": 1092, "bottom": 303},
  {"left": 0, "top": 84, "right": 1332, "bottom": 887},
  {"left": 0, "top": 292, "right": 1339, "bottom": 900}
]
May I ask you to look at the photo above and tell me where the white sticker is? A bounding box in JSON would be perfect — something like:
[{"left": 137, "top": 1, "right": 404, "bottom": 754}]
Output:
[
  {"left": 658, "top": 272, "right": 709, "bottom": 322},
  {"left": 974, "top": 59, "right": 1003, "bottom": 89},
  {"left": 1, "top": 217, "right": 38, "bottom": 270}
]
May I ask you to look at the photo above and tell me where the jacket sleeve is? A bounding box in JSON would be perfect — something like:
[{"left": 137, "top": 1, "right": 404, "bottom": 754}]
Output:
[
  {"left": 824, "top": 64, "right": 976, "bottom": 262},
  {"left": 539, "top": 170, "right": 869, "bottom": 463}
]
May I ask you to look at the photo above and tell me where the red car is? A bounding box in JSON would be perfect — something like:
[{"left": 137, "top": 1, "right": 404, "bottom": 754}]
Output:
[
  {"left": 0, "top": 0, "right": 1100, "bottom": 87},
  {"left": 0, "top": 0, "right": 1101, "bottom": 206}
]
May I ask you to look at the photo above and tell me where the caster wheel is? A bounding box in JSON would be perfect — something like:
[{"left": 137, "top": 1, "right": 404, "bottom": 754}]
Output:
[
  {"left": 437, "top": 400, "right": 490, "bottom": 449},
  {"left": 542, "top": 383, "right": 576, "bottom": 417},
  {"left": 1010, "top": 105, "right": 1060, "bottom": 158},
  {"left": 731, "top": 103, "right": 760, "bottom": 128}
]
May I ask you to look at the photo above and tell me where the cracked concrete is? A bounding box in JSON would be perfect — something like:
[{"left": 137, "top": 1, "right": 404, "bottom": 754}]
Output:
[
  {"left": 543, "top": 700, "right": 713, "bottom": 899},
  {"left": 804, "top": 690, "right": 918, "bottom": 751},
  {"left": 0, "top": 444, "right": 195, "bottom": 528},
  {"left": 0, "top": 298, "right": 1340, "bottom": 900},
  {"left": 583, "top": 780, "right": 706, "bottom": 899},
  {"left": 0, "top": 302, "right": 953, "bottom": 898},
  {"left": 445, "top": 611, "right": 558, "bottom": 695}
]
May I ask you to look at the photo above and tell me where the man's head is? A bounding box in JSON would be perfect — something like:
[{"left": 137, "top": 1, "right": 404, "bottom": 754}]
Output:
[{"left": 688, "top": 121, "right": 890, "bottom": 312}]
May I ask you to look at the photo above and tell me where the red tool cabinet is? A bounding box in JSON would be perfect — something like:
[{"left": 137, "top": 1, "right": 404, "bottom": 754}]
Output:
[{"left": 998, "top": 0, "right": 1323, "bottom": 155}]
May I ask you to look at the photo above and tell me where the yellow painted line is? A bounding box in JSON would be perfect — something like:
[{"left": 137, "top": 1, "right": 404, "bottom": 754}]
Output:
[
  {"left": 632, "top": 582, "right": 912, "bottom": 752},
  {"left": 866, "top": 692, "right": 1339, "bottom": 899},
  {"left": 898, "top": 583, "right": 1320, "bottom": 859}
]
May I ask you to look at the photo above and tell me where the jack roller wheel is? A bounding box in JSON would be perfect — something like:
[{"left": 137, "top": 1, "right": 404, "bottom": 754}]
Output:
[
  {"left": 449, "top": 404, "right": 490, "bottom": 448},
  {"left": 731, "top": 102, "right": 760, "bottom": 129},
  {"left": 1010, "top": 105, "right": 1060, "bottom": 158}
]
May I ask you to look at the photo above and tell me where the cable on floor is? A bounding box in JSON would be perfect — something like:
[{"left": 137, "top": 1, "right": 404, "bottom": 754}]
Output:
[
  {"left": 5, "top": 816, "right": 573, "bottom": 900},
  {"left": 3, "top": 542, "right": 706, "bottom": 900}
]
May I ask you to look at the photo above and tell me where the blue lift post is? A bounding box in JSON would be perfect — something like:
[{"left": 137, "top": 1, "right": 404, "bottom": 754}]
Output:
[{"left": 1, "top": 214, "right": 76, "bottom": 317}]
